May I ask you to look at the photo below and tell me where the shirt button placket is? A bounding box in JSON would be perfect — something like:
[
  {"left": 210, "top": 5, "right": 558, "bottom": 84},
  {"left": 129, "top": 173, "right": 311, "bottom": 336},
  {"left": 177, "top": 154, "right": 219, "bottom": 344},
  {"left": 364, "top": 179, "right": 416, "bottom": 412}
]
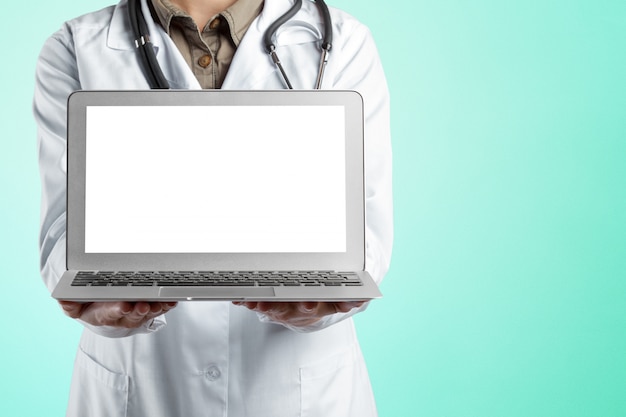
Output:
[{"left": 198, "top": 54, "right": 212, "bottom": 68}]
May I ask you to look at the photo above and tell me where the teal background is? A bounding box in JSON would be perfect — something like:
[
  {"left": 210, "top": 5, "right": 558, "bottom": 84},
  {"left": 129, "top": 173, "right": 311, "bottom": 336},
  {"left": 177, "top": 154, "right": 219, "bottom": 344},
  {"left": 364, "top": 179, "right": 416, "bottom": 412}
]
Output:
[{"left": 1, "top": 0, "right": 625, "bottom": 415}]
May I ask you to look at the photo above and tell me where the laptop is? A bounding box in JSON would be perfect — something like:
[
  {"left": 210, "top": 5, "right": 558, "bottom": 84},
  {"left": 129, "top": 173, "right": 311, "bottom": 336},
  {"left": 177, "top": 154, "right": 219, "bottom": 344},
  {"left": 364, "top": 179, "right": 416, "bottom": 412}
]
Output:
[{"left": 52, "top": 90, "right": 382, "bottom": 301}]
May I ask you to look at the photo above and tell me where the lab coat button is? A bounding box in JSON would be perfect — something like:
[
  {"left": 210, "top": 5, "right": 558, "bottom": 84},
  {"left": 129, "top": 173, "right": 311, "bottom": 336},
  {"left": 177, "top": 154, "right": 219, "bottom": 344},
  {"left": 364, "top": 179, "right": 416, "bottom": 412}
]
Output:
[
  {"left": 205, "top": 365, "right": 221, "bottom": 381},
  {"left": 198, "top": 55, "right": 212, "bottom": 68}
]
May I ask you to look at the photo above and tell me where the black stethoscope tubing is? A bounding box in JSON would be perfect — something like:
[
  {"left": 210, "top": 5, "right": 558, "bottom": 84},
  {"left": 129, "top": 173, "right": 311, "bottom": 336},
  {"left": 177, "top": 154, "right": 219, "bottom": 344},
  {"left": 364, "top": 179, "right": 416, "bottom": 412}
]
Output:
[
  {"left": 263, "top": 0, "right": 332, "bottom": 89},
  {"left": 129, "top": 0, "right": 170, "bottom": 89},
  {"left": 128, "top": 0, "right": 333, "bottom": 90}
]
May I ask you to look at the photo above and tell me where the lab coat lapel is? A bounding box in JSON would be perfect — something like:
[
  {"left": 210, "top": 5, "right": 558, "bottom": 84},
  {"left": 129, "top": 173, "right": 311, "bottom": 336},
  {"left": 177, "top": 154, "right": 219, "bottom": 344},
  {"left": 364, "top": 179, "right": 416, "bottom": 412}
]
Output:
[
  {"left": 222, "top": 0, "right": 295, "bottom": 89},
  {"left": 140, "top": 0, "right": 201, "bottom": 89},
  {"left": 107, "top": 0, "right": 201, "bottom": 89},
  {"left": 141, "top": 0, "right": 201, "bottom": 90}
]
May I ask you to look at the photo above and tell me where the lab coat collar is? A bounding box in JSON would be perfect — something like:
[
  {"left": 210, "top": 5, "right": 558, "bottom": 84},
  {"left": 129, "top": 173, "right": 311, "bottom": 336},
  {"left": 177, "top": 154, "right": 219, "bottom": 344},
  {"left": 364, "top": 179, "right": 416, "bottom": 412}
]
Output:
[
  {"left": 223, "top": 0, "right": 310, "bottom": 89},
  {"left": 107, "top": 0, "right": 200, "bottom": 88},
  {"left": 106, "top": 0, "right": 298, "bottom": 89},
  {"left": 222, "top": 0, "right": 291, "bottom": 89}
]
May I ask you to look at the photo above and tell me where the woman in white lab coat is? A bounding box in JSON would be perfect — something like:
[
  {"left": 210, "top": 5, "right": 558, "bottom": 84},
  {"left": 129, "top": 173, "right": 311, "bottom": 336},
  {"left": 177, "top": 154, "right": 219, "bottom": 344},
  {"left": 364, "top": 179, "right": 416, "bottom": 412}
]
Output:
[{"left": 34, "top": 0, "right": 392, "bottom": 415}]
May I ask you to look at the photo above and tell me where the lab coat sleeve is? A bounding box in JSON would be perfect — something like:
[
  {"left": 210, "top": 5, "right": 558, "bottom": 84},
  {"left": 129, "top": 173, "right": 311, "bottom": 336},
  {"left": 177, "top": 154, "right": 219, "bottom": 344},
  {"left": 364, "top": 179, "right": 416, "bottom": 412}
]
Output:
[
  {"left": 258, "top": 19, "right": 393, "bottom": 333},
  {"left": 335, "top": 24, "right": 394, "bottom": 287},
  {"left": 34, "top": 26, "right": 167, "bottom": 338}
]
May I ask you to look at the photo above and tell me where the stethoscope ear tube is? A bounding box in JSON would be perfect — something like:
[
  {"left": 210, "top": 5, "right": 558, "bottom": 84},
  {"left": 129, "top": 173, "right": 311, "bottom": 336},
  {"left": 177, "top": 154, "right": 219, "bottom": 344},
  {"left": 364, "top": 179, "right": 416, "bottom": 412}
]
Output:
[
  {"left": 263, "top": 0, "right": 333, "bottom": 90},
  {"left": 314, "top": 0, "right": 332, "bottom": 89},
  {"left": 128, "top": 0, "right": 170, "bottom": 89},
  {"left": 315, "top": 0, "right": 332, "bottom": 52},
  {"left": 263, "top": 0, "right": 303, "bottom": 54},
  {"left": 262, "top": 0, "right": 302, "bottom": 89}
]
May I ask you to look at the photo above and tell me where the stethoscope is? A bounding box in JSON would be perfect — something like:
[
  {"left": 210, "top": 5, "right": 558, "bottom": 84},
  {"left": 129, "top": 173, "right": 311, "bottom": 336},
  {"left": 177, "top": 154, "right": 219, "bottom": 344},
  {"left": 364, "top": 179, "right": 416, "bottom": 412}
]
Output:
[{"left": 127, "top": 0, "right": 333, "bottom": 89}]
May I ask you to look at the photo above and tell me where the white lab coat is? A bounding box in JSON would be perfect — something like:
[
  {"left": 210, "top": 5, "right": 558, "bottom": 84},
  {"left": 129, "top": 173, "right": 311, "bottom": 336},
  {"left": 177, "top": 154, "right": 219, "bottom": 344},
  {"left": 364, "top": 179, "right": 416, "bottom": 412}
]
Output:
[{"left": 34, "top": 0, "right": 392, "bottom": 415}]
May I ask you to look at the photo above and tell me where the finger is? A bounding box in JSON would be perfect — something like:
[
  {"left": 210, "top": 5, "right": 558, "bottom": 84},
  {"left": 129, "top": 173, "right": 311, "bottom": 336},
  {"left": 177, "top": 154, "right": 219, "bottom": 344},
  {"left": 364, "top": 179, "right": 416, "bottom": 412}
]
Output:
[
  {"left": 86, "top": 302, "right": 131, "bottom": 326},
  {"left": 145, "top": 301, "right": 178, "bottom": 317},
  {"left": 127, "top": 302, "right": 177, "bottom": 328},
  {"left": 148, "top": 302, "right": 164, "bottom": 315},
  {"left": 119, "top": 302, "right": 133, "bottom": 314},
  {"left": 257, "top": 301, "right": 282, "bottom": 312},
  {"left": 162, "top": 302, "right": 178, "bottom": 311},
  {"left": 58, "top": 301, "right": 87, "bottom": 318},
  {"left": 257, "top": 303, "right": 294, "bottom": 319},
  {"left": 124, "top": 302, "right": 151, "bottom": 323},
  {"left": 256, "top": 302, "right": 274, "bottom": 313},
  {"left": 267, "top": 302, "right": 291, "bottom": 318},
  {"left": 297, "top": 302, "right": 319, "bottom": 315},
  {"left": 58, "top": 300, "right": 78, "bottom": 310},
  {"left": 240, "top": 302, "right": 258, "bottom": 310},
  {"left": 334, "top": 301, "right": 366, "bottom": 313}
]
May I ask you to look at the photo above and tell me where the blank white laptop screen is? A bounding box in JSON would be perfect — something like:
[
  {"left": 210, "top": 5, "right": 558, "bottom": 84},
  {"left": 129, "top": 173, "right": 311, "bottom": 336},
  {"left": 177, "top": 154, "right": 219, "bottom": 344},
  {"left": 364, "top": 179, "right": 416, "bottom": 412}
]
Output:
[{"left": 84, "top": 105, "right": 346, "bottom": 254}]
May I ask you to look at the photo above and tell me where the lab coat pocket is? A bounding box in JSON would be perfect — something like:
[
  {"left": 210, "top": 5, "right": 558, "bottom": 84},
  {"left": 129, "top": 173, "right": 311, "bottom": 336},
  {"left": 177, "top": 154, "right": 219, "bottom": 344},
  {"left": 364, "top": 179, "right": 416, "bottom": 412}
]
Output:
[
  {"left": 66, "top": 347, "right": 129, "bottom": 417},
  {"left": 300, "top": 344, "right": 375, "bottom": 417}
]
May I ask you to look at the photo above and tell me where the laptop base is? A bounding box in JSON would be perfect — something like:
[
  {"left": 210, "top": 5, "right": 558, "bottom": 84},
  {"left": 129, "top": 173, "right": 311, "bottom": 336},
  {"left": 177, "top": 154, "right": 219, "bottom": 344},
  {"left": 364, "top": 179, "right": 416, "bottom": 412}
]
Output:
[{"left": 52, "top": 270, "right": 381, "bottom": 301}]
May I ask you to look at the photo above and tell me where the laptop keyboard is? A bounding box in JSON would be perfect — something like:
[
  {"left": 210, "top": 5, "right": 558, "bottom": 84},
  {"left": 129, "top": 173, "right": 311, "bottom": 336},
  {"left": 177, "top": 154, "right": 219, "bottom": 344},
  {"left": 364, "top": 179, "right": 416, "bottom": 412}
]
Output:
[{"left": 71, "top": 271, "right": 363, "bottom": 287}]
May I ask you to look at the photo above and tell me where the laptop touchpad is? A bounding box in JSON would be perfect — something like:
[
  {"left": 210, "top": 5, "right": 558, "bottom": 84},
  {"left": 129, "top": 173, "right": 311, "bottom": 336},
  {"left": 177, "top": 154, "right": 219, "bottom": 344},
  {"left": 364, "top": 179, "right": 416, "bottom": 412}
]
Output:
[{"left": 159, "top": 287, "right": 275, "bottom": 299}]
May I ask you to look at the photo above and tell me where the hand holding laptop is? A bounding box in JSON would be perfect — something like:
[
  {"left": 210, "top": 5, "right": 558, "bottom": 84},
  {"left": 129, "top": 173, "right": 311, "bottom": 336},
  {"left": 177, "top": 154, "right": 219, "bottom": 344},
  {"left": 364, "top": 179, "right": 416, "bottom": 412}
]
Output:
[
  {"left": 234, "top": 301, "right": 366, "bottom": 327},
  {"left": 57, "top": 299, "right": 363, "bottom": 329},
  {"left": 59, "top": 300, "right": 178, "bottom": 328}
]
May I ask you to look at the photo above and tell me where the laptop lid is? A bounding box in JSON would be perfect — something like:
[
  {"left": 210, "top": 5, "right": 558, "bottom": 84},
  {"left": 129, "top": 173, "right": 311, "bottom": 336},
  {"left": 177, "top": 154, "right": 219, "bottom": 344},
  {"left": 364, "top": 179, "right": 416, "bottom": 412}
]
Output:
[{"left": 66, "top": 90, "right": 365, "bottom": 272}]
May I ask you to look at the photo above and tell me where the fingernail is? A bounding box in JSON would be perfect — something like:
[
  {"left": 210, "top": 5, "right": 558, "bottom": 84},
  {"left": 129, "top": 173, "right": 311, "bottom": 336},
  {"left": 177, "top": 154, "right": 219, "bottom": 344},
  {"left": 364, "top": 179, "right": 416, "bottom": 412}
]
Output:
[{"left": 300, "top": 302, "right": 317, "bottom": 313}]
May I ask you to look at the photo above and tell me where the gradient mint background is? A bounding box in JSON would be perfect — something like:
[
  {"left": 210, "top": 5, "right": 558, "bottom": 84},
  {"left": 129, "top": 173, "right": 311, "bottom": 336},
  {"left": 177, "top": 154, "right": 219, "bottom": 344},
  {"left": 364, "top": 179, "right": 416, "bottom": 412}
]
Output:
[{"left": 1, "top": 0, "right": 625, "bottom": 415}]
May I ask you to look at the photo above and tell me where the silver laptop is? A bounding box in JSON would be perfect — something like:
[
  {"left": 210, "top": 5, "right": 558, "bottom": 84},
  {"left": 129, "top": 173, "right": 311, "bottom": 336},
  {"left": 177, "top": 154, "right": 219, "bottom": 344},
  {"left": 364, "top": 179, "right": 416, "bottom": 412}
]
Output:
[{"left": 52, "top": 90, "right": 381, "bottom": 301}]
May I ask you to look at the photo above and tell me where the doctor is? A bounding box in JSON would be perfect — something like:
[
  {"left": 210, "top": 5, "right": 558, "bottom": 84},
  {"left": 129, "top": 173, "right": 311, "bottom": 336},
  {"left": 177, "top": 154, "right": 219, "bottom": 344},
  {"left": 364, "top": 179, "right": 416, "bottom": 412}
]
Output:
[{"left": 34, "top": 0, "right": 392, "bottom": 415}]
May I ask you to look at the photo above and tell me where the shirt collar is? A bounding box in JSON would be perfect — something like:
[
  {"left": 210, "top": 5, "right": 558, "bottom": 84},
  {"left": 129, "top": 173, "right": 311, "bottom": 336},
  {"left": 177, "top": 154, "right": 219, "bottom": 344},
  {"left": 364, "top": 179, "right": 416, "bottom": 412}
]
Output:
[
  {"left": 221, "top": 0, "right": 264, "bottom": 45},
  {"left": 150, "top": 0, "right": 264, "bottom": 47},
  {"left": 150, "top": 0, "right": 185, "bottom": 34}
]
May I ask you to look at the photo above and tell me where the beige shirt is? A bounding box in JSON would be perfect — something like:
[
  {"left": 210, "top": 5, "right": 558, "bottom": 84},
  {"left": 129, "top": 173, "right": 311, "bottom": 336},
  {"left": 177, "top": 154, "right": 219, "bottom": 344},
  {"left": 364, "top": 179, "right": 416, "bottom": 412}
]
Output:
[{"left": 150, "top": 0, "right": 264, "bottom": 88}]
